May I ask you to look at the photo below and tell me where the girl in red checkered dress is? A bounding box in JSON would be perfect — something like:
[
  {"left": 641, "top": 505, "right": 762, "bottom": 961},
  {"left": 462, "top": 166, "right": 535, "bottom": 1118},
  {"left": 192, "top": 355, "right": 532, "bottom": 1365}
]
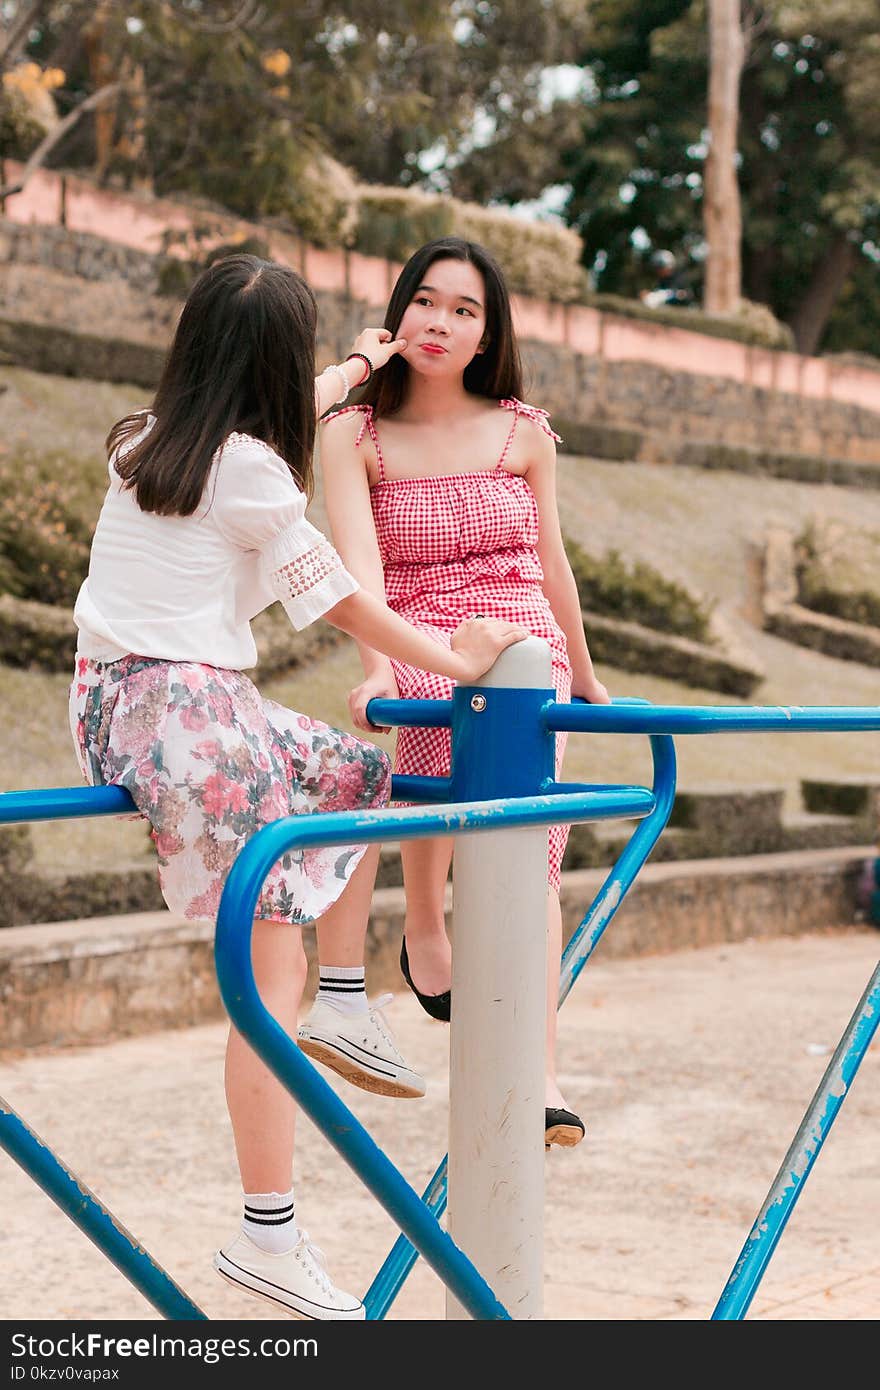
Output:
[{"left": 321, "top": 237, "right": 610, "bottom": 1147}]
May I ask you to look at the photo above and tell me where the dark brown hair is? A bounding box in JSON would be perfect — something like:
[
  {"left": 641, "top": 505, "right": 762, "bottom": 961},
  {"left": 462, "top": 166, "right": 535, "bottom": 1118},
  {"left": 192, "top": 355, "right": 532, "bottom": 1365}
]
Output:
[
  {"left": 359, "top": 236, "right": 523, "bottom": 417},
  {"left": 109, "top": 254, "right": 318, "bottom": 515}
]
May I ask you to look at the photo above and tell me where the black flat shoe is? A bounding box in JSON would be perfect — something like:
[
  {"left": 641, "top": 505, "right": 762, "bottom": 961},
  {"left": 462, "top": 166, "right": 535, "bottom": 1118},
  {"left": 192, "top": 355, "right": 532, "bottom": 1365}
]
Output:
[
  {"left": 399, "top": 937, "right": 451, "bottom": 1022},
  {"left": 545, "top": 1107, "right": 586, "bottom": 1150}
]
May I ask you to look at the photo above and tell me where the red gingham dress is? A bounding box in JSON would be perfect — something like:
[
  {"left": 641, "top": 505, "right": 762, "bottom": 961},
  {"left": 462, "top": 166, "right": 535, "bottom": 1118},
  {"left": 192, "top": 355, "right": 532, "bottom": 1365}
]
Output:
[{"left": 330, "top": 397, "right": 572, "bottom": 890}]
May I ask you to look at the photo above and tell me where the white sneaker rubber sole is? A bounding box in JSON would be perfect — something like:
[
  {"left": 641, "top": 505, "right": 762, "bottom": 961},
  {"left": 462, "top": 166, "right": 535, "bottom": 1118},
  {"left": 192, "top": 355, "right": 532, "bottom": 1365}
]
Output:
[
  {"left": 213, "top": 1248, "right": 366, "bottom": 1321},
  {"left": 297, "top": 1030, "right": 425, "bottom": 1100}
]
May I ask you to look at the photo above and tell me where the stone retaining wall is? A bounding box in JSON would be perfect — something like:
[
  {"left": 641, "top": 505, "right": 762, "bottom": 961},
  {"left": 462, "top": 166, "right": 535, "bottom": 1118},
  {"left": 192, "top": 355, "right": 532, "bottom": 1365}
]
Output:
[
  {"left": 3, "top": 218, "right": 880, "bottom": 466},
  {"left": 0, "top": 846, "right": 870, "bottom": 1051},
  {"left": 2, "top": 777, "right": 876, "bottom": 927}
]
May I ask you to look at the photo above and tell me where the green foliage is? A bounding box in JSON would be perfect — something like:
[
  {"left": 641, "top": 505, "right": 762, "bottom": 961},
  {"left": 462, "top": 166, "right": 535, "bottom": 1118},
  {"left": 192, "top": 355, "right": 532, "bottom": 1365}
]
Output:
[
  {"left": 553, "top": 0, "right": 880, "bottom": 354},
  {"left": 357, "top": 187, "right": 587, "bottom": 302},
  {"left": 795, "top": 520, "right": 880, "bottom": 628},
  {"left": 156, "top": 232, "right": 272, "bottom": 299},
  {"left": 582, "top": 292, "right": 794, "bottom": 349},
  {"left": 28, "top": 2, "right": 587, "bottom": 226},
  {"left": 355, "top": 189, "right": 456, "bottom": 263},
  {"left": 0, "top": 87, "right": 45, "bottom": 159},
  {"left": 0, "top": 448, "right": 103, "bottom": 606},
  {"left": 565, "top": 535, "right": 713, "bottom": 642},
  {"left": 15, "top": 1, "right": 878, "bottom": 354}
]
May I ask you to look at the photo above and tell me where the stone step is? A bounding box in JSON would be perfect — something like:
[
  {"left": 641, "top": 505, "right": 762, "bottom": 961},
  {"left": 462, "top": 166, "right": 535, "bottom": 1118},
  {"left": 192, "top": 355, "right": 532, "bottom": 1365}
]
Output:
[
  {"left": 0, "top": 845, "right": 873, "bottom": 1051},
  {"left": 780, "top": 812, "right": 870, "bottom": 852}
]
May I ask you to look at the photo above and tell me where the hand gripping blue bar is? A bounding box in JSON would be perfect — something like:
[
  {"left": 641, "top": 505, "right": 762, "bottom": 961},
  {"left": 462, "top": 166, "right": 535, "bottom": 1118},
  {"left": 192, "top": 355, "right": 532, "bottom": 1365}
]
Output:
[{"left": 215, "top": 787, "right": 655, "bottom": 1321}]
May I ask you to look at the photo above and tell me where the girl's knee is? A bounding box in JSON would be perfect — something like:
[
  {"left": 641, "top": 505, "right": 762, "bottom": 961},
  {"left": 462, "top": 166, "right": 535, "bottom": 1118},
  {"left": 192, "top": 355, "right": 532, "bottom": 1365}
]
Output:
[{"left": 250, "top": 919, "right": 308, "bottom": 994}]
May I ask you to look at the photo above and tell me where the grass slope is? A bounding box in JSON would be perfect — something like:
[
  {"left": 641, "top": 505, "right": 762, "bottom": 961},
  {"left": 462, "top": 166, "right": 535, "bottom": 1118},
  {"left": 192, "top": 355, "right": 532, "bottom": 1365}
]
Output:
[{"left": 2, "top": 365, "right": 880, "bottom": 876}]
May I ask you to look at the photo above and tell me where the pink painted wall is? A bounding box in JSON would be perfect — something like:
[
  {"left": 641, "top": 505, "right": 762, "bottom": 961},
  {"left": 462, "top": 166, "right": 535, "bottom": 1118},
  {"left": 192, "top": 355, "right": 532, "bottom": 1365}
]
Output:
[{"left": 4, "top": 161, "right": 880, "bottom": 417}]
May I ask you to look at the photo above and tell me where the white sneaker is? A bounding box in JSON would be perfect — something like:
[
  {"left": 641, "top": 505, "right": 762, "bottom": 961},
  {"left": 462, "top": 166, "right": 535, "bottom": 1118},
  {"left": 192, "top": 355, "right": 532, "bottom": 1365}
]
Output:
[
  {"left": 213, "top": 1230, "right": 365, "bottom": 1320},
  {"left": 297, "top": 994, "right": 426, "bottom": 1099}
]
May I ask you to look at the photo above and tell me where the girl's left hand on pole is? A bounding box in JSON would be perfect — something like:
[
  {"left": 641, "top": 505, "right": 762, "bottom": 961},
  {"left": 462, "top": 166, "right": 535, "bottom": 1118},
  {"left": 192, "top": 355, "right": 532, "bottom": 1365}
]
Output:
[{"left": 450, "top": 617, "right": 529, "bottom": 684}]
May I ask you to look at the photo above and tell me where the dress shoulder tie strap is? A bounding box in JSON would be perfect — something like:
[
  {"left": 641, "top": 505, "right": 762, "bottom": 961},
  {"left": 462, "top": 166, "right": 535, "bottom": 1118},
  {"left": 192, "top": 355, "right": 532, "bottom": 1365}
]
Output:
[
  {"left": 322, "top": 403, "right": 387, "bottom": 481},
  {"left": 496, "top": 398, "right": 562, "bottom": 468}
]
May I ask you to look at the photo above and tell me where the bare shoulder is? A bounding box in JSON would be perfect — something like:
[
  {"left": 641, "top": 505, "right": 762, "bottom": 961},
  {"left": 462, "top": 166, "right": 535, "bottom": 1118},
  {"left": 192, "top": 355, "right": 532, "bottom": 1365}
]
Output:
[
  {"left": 318, "top": 405, "right": 378, "bottom": 483},
  {"left": 320, "top": 405, "right": 368, "bottom": 447},
  {"left": 506, "top": 403, "right": 559, "bottom": 470}
]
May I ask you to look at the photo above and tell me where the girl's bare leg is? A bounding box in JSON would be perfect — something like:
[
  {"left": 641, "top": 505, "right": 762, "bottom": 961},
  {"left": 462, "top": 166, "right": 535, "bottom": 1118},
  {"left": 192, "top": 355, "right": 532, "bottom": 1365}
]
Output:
[
  {"left": 545, "top": 889, "right": 571, "bottom": 1111},
  {"left": 225, "top": 919, "right": 308, "bottom": 1193},
  {"left": 399, "top": 836, "right": 454, "bottom": 994},
  {"left": 224, "top": 848, "right": 382, "bottom": 1192},
  {"left": 312, "top": 844, "right": 382, "bottom": 968},
  {"left": 401, "top": 839, "right": 573, "bottom": 1112}
]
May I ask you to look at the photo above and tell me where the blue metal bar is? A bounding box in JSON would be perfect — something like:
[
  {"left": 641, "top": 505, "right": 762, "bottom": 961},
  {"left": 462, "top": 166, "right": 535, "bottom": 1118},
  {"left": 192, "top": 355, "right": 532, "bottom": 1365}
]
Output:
[
  {"left": 545, "top": 702, "right": 880, "bottom": 736},
  {"left": 364, "top": 1157, "right": 449, "bottom": 1321},
  {"left": 0, "top": 781, "right": 205, "bottom": 1319},
  {"left": 545, "top": 780, "right": 654, "bottom": 796},
  {"left": 560, "top": 735, "right": 677, "bottom": 1003},
  {"left": 365, "top": 733, "right": 678, "bottom": 1313},
  {"left": 6, "top": 687, "right": 877, "bottom": 1322},
  {"left": 215, "top": 789, "right": 655, "bottom": 1322},
  {"left": 390, "top": 773, "right": 452, "bottom": 803},
  {"left": 371, "top": 693, "right": 880, "bottom": 738},
  {"left": 0, "top": 784, "right": 136, "bottom": 824},
  {"left": 369, "top": 698, "right": 452, "bottom": 729},
  {"left": 711, "top": 959, "right": 880, "bottom": 1320},
  {"left": 0, "top": 1097, "right": 206, "bottom": 1319}
]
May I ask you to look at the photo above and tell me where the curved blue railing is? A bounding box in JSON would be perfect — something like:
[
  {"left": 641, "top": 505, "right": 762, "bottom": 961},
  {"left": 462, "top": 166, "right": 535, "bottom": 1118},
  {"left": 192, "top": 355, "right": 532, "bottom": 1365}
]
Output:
[
  {"left": 1, "top": 695, "right": 879, "bottom": 1320},
  {"left": 359, "top": 698, "right": 880, "bottom": 1318},
  {"left": 0, "top": 782, "right": 205, "bottom": 1320},
  {"left": 213, "top": 784, "right": 660, "bottom": 1321}
]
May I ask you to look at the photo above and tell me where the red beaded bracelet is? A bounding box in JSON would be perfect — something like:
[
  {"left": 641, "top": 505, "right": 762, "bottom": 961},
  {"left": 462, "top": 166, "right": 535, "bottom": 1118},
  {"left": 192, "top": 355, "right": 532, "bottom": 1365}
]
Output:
[{"left": 345, "top": 351, "right": 373, "bottom": 387}]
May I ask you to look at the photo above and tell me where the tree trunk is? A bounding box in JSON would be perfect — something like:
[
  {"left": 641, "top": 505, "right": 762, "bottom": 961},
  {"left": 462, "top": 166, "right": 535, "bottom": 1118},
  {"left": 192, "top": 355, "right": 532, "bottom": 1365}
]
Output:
[
  {"left": 83, "top": 2, "right": 117, "bottom": 179},
  {"left": 788, "top": 234, "right": 857, "bottom": 356},
  {"left": 703, "top": 0, "right": 745, "bottom": 314}
]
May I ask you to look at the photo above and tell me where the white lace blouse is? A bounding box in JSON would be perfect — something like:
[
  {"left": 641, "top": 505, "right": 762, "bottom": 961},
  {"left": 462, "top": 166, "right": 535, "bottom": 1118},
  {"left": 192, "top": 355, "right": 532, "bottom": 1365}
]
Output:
[{"left": 73, "top": 419, "right": 358, "bottom": 669}]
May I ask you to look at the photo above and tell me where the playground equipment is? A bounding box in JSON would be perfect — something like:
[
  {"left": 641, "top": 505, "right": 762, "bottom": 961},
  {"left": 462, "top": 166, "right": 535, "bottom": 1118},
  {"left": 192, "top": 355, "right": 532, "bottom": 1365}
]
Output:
[{"left": 1, "top": 636, "right": 878, "bottom": 1320}]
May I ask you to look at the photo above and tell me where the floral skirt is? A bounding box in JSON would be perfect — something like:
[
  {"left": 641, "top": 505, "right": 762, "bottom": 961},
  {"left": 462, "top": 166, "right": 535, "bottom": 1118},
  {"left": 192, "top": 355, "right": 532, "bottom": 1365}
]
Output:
[{"left": 69, "top": 654, "right": 392, "bottom": 925}]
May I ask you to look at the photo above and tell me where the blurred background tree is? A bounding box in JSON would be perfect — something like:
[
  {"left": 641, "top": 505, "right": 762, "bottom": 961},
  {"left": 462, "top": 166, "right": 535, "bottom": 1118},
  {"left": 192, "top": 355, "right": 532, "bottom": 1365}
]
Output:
[
  {"left": 0, "top": 1, "right": 589, "bottom": 239},
  {"left": 0, "top": 1, "right": 877, "bottom": 354},
  {"left": 538, "top": 1, "right": 880, "bottom": 354}
]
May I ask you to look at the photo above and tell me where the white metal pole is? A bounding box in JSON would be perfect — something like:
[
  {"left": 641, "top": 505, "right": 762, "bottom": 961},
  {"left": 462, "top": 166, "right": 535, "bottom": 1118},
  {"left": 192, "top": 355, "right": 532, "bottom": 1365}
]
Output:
[{"left": 446, "top": 637, "right": 551, "bottom": 1319}]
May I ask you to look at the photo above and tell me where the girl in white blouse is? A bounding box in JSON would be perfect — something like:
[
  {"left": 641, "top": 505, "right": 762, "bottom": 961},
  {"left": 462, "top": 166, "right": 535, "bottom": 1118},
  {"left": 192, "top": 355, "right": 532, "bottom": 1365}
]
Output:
[{"left": 70, "top": 253, "right": 525, "bottom": 1321}]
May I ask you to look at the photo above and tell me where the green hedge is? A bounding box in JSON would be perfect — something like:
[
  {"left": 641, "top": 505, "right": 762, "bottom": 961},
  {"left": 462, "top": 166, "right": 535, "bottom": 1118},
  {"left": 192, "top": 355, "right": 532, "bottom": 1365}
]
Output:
[
  {"left": 0, "top": 447, "right": 107, "bottom": 607},
  {"left": 554, "top": 418, "right": 643, "bottom": 462},
  {"left": 0, "top": 315, "right": 164, "bottom": 389},
  {"left": 582, "top": 292, "right": 795, "bottom": 351},
  {"left": 356, "top": 186, "right": 587, "bottom": 304},
  {"left": 565, "top": 537, "right": 713, "bottom": 643},
  {"left": 795, "top": 521, "right": 880, "bottom": 627}
]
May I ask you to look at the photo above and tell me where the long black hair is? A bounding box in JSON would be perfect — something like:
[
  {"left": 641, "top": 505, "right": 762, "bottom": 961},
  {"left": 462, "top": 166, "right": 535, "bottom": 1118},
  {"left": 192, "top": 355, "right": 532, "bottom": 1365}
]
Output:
[
  {"left": 359, "top": 236, "right": 523, "bottom": 418},
  {"left": 110, "top": 254, "right": 318, "bottom": 515}
]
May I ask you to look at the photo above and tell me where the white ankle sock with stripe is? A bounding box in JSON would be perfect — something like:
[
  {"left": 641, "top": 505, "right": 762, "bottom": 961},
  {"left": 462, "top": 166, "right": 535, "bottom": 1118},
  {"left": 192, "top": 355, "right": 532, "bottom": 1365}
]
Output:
[
  {"left": 242, "top": 1189, "right": 298, "bottom": 1254},
  {"left": 316, "top": 965, "right": 369, "bottom": 1016}
]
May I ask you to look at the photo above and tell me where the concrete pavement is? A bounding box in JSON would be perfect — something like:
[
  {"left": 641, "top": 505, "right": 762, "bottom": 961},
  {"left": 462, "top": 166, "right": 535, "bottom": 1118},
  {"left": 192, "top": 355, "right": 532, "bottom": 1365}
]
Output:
[{"left": 1, "top": 927, "right": 879, "bottom": 1321}]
